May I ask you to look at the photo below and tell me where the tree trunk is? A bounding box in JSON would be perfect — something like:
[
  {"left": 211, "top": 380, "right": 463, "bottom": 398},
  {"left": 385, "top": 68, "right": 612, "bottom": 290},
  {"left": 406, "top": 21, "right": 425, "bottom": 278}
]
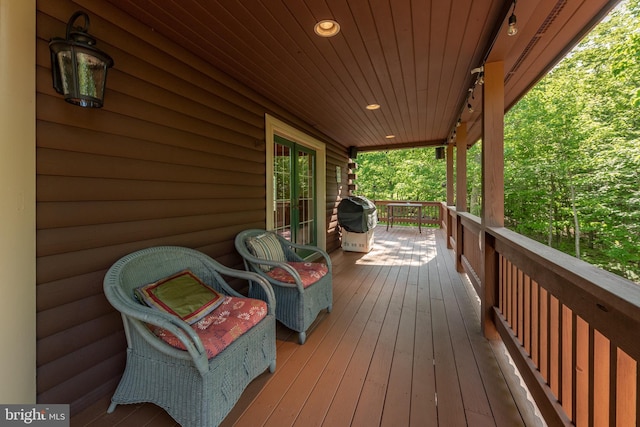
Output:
[
  {"left": 548, "top": 179, "right": 554, "bottom": 247},
  {"left": 470, "top": 185, "right": 480, "bottom": 216},
  {"left": 570, "top": 182, "right": 581, "bottom": 259},
  {"left": 548, "top": 197, "right": 553, "bottom": 247}
]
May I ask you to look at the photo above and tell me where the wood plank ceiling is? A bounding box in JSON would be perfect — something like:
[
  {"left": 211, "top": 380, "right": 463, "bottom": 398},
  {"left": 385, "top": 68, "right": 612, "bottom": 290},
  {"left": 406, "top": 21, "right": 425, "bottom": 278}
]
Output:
[{"left": 104, "top": 0, "right": 621, "bottom": 151}]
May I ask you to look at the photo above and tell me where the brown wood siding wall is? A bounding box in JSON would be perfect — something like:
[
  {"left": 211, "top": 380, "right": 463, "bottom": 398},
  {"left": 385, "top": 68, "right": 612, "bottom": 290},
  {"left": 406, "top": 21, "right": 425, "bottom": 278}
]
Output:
[{"left": 36, "top": 0, "right": 346, "bottom": 413}]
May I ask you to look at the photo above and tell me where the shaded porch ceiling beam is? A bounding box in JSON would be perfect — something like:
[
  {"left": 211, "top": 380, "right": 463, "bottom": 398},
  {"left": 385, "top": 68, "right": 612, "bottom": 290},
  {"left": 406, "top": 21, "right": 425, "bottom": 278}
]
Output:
[
  {"left": 447, "top": 0, "right": 515, "bottom": 139},
  {"left": 354, "top": 139, "right": 445, "bottom": 153}
]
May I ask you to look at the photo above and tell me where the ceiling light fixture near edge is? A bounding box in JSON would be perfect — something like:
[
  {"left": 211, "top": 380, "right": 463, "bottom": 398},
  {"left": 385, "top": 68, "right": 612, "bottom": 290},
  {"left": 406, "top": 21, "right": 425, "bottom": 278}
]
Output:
[{"left": 314, "top": 20, "right": 340, "bottom": 37}]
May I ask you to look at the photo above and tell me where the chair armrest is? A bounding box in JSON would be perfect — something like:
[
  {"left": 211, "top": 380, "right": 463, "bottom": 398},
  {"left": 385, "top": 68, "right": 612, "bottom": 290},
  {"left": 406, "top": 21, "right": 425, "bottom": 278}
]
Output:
[
  {"left": 105, "top": 284, "right": 210, "bottom": 374},
  {"left": 208, "top": 262, "right": 277, "bottom": 314}
]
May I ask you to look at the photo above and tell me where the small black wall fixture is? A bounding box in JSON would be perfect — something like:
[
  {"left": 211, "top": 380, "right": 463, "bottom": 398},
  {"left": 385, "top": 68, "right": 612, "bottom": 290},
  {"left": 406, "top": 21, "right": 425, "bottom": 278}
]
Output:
[
  {"left": 507, "top": 0, "right": 518, "bottom": 36},
  {"left": 49, "top": 11, "right": 114, "bottom": 108}
]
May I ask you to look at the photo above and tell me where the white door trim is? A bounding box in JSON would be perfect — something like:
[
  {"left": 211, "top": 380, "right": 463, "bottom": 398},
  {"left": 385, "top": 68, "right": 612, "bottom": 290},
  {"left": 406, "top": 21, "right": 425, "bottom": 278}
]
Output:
[{"left": 265, "top": 114, "right": 327, "bottom": 250}]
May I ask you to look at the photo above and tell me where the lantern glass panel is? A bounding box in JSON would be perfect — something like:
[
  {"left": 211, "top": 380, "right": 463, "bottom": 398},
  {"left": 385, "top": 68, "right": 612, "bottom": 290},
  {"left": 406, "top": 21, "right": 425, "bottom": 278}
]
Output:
[
  {"left": 55, "top": 50, "right": 73, "bottom": 96},
  {"left": 55, "top": 48, "right": 108, "bottom": 108},
  {"left": 77, "top": 52, "right": 106, "bottom": 104}
]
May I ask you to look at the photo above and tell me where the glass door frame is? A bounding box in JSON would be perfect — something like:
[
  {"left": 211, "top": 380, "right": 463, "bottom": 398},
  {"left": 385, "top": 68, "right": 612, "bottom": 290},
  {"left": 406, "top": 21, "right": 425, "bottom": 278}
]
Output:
[
  {"left": 265, "top": 114, "right": 327, "bottom": 251},
  {"left": 273, "top": 135, "right": 317, "bottom": 246}
]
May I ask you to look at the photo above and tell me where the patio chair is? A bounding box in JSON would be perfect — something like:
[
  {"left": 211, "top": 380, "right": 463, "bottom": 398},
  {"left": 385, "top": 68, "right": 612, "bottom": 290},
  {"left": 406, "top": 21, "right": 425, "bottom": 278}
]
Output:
[
  {"left": 234, "top": 229, "right": 332, "bottom": 344},
  {"left": 103, "top": 246, "right": 276, "bottom": 427}
]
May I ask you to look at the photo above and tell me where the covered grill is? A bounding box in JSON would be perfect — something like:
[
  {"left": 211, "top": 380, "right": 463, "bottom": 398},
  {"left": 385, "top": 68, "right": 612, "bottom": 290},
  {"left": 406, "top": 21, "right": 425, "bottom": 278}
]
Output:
[{"left": 337, "top": 196, "right": 377, "bottom": 233}]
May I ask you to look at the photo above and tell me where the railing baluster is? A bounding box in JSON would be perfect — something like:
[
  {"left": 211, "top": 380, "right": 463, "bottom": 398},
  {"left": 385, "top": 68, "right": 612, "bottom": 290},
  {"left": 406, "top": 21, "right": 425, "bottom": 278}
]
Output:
[
  {"left": 562, "top": 305, "right": 573, "bottom": 419},
  {"left": 518, "top": 269, "right": 524, "bottom": 344},
  {"left": 636, "top": 357, "right": 640, "bottom": 427},
  {"left": 589, "top": 325, "right": 595, "bottom": 427},
  {"left": 594, "top": 330, "right": 610, "bottom": 426},
  {"left": 616, "top": 348, "right": 636, "bottom": 426},
  {"left": 532, "top": 280, "right": 539, "bottom": 368},
  {"left": 514, "top": 263, "right": 519, "bottom": 337},
  {"left": 610, "top": 343, "right": 618, "bottom": 426},
  {"left": 550, "top": 295, "right": 560, "bottom": 399},
  {"left": 575, "top": 315, "right": 588, "bottom": 427},
  {"left": 507, "top": 260, "right": 513, "bottom": 329},
  {"left": 524, "top": 275, "right": 531, "bottom": 355},
  {"left": 499, "top": 255, "right": 505, "bottom": 314},
  {"left": 540, "top": 287, "right": 549, "bottom": 383}
]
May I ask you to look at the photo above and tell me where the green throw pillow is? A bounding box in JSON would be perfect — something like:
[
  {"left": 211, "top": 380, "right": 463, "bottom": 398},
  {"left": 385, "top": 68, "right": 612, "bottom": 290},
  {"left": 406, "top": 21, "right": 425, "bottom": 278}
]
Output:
[
  {"left": 247, "top": 232, "right": 287, "bottom": 271},
  {"left": 135, "top": 270, "right": 224, "bottom": 324}
]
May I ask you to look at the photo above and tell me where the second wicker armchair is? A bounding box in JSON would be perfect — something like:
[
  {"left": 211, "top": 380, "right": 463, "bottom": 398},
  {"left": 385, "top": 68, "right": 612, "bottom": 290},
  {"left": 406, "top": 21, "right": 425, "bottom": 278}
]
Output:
[{"left": 235, "top": 229, "right": 333, "bottom": 344}]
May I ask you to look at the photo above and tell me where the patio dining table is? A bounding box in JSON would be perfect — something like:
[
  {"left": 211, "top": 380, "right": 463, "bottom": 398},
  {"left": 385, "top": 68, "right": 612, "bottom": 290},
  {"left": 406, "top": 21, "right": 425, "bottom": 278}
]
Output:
[{"left": 386, "top": 202, "right": 422, "bottom": 233}]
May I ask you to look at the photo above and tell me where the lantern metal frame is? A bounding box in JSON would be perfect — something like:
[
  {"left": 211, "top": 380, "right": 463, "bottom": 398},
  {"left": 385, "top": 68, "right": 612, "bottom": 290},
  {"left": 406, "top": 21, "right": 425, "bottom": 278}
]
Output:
[{"left": 49, "top": 11, "right": 114, "bottom": 108}]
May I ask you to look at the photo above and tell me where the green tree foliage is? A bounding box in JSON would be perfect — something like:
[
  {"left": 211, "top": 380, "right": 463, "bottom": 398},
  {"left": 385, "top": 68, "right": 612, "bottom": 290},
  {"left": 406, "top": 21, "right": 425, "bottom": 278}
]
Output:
[
  {"left": 504, "top": 0, "right": 640, "bottom": 281},
  {"left": 467, "top": 143, "right": 483, "bottom": 216},
  {"left": 356, "top": 0, "right": 640, "bottom": 282},
  {"left": 354, "top": 148, "right": 447, "bottom": 201}
]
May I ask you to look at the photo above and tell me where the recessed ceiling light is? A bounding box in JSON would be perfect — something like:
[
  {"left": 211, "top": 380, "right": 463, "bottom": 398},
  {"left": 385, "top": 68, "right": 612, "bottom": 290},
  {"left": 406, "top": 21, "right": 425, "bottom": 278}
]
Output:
[
  {"left": 314, "top": 20, "right": 340, "bottom": 37},
  {"left": 385, "top": 134, "right": 395, "bottom": 139},
  {"left": 366, "top": 103, "right": 380, "bottom": 110}
]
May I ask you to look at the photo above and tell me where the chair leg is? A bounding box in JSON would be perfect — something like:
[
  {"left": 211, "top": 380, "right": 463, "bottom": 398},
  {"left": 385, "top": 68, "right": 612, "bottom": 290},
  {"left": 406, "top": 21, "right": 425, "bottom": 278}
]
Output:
[
  {"left": 269, "top": 360, "right": 277, "bottom": 373},
  {"left": 327, "top": 304, "right": 332, "bottom": 313},
  {"left": 298, "top": 331, "right": 306, "bottom": 345},
  {"left": 107, "top": 401, "right": 118, "bottom": 414}
]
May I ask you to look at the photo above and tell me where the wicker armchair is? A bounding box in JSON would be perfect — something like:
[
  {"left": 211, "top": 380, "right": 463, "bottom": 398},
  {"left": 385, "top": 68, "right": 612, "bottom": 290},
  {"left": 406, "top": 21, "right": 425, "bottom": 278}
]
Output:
[
  {"left": 234, "top": 229, "right": 332, "bottom": 344},
  {"left": 103, "top": 246, "right": 276, "bottom": 427}
]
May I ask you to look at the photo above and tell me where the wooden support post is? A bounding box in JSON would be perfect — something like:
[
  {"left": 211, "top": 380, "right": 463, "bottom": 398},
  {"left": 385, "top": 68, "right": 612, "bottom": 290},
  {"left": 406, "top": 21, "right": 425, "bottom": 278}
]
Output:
[
  {"left": 446, "top": 143, "right": 455, "bottom": 248},
  {"left": 456, "top": 122, "right": 468, "bottom": 213},
  {"left": 481, "top": 61, "right": 505, "bottom": 339},
  {"left": 481, "top": 62, "right": 505, "bottom": 228},
  {"left": 455, "top": 122, "right": 468, "bottom": 272},
  {"left": 1, "top": 0, "right": 37, "bottom": 405},
  {"left": 446, "top": 143, "right": 454, "bottom": 206}
]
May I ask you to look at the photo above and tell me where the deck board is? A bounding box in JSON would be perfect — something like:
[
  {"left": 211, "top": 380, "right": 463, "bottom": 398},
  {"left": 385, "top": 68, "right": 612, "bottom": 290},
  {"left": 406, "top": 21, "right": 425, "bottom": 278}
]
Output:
[
  {"left": 72, "top": 227, "right": 534, "bottom": 426},
  {"left": 291, "top": 264, "right": 386, "bottom": 427},
  {"left": 380, "top": 232, "right": 420, "bottom": 427},
  {"left": 351, "top": 263, "right": 406, "bottom": 426},
  {"left": 410, "top": 239, "right": 437, "bottom": 427},
  {"left": 321, "top": 264, "right": 394, "bottom": 426}
]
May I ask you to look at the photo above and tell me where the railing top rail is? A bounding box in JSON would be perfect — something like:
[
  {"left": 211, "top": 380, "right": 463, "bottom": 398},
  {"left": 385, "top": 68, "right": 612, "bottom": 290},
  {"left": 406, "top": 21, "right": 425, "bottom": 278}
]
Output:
[
  {"left": 488, "top": 225, "right": 640, "bottom": 323},
  {"left": 373, "top": 199, "right": 442, "bottom": 205}
]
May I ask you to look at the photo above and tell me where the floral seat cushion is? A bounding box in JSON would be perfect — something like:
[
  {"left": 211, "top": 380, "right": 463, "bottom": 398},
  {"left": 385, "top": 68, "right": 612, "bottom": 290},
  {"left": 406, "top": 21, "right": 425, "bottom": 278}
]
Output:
[
  {"left": 266, "top": 262, "right": 328, "bottom": 288},
  {"left": 150, "top": 296, "right": 267, "bottom": 359}
]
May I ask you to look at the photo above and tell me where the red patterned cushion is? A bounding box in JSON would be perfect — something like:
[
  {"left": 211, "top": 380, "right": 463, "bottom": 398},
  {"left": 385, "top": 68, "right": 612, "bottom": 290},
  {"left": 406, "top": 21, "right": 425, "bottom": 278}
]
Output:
[
  {"left": 151, "top": 296, "right": 267, "bottom": 359},
  {"left": 266, "top": 262, "right": 328, "bottom": 288}
]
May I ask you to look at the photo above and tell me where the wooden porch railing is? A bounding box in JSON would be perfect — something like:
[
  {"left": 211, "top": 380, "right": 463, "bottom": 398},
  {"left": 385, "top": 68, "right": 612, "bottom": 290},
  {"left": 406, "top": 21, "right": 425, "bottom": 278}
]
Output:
[
  {"left": 373, "top": 200, "right": 443, "bottom": 228},
  {"left": 445, "top": 206, "right": 640, "bottom": 427}
]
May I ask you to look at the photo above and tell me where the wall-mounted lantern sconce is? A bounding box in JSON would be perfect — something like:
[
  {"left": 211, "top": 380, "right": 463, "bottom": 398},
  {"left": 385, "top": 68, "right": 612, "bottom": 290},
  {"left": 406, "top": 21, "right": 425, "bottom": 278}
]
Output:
[
  {"left": 49, "top": 11, "right": 114, "bottom": 108},
  {"left": 507, "top": 0, "right": 518, "bottom": 36}
]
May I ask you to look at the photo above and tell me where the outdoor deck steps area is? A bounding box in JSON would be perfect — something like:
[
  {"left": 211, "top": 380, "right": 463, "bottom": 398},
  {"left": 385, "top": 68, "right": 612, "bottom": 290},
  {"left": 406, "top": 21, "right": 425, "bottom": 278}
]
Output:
[{"left": 71, "top": 226, "right": 542, "bottom": 426}]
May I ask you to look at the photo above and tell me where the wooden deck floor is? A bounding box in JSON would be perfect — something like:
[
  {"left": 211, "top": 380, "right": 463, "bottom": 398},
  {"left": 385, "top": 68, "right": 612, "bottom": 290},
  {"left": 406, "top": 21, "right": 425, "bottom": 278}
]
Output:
[{"left": 72, "top": 226, "right": 542, "bottom": 427}]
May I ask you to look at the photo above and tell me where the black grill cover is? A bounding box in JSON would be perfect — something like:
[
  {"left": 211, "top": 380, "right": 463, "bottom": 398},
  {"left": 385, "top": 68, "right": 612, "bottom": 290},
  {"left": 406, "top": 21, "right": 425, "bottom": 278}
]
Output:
[{"left": 338, "top": 196, "right": 378, "bottom": 233}]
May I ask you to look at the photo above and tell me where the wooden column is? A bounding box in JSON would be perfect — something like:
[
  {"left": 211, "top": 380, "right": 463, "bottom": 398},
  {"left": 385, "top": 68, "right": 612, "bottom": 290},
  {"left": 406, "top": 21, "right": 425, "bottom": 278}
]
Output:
[
  {"left": 446, "top": 143, "right": 454, "bottom": 206},
  {"left": 456, "top": 122, "right": 468, "bottom": 212},
  {"left": 0, "top": 0, "right": 37, "bottom": 404},
  {"left": 455, "top": 122, "right": 468, "bottom": 271},
  {"left": 446, "top": 143, "right": 455, "bottom": 248},
  {"left": 481, "top": 61, "right": 505, "bottom": 339},
  {"left": 481, "top": 62, "right": 505, "bottom": 228}
]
